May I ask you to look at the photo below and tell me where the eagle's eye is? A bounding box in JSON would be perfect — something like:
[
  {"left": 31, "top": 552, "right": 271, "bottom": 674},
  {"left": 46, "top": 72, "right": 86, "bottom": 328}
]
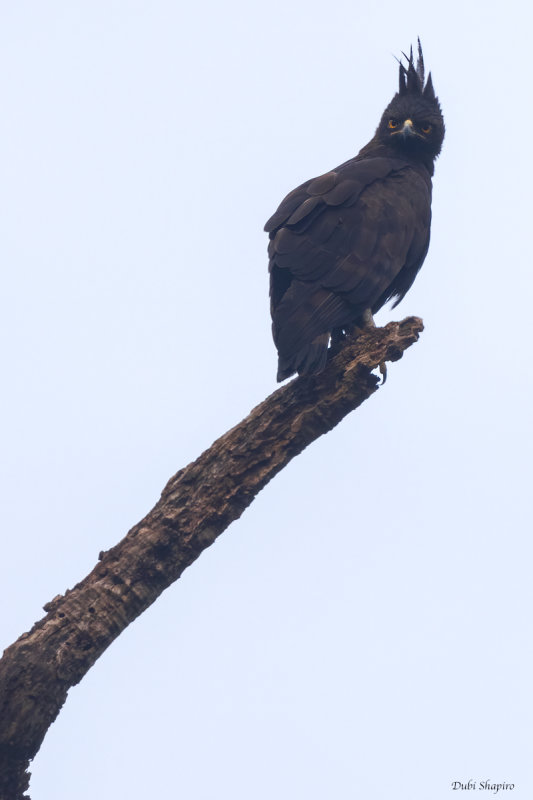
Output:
[
  {"left": 421, "top": 123, "right": 432, "bottom": 134},
  {"left": 388, "top": 119, "right": 399, "bottom": 129}
]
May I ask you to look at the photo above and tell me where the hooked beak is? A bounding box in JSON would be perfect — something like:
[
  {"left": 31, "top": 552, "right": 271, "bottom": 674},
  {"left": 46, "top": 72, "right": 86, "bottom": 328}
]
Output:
[{"left": 400, "top": 119, "right": 415, "bottom": 138}]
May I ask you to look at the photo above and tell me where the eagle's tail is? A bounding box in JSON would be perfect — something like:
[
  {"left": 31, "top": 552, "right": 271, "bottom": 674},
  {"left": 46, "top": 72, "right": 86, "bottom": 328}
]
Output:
[{"left": 276, "top": 333, "right": 330, "bottom": 382}]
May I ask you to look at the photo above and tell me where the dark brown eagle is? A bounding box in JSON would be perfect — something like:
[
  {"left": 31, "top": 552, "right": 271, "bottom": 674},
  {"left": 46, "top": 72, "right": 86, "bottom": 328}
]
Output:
[{"left": 265, "top": 41, "right": 445, "bottom": 381}]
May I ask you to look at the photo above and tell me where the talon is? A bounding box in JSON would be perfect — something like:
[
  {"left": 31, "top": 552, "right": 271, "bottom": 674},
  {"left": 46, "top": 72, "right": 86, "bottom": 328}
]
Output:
[{"left": 379, "top": 362, "right": 387, "bottom": 384}]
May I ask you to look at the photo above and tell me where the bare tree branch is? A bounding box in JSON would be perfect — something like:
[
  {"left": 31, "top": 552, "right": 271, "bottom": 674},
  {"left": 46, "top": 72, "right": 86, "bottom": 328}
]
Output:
[{"left": 0, "top": 316, "right": 423, "bottom": 799}]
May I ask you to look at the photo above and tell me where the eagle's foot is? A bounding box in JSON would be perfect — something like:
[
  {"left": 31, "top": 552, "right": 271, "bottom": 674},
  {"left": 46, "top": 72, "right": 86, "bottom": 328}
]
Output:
[
  {"left": 360, "top": 309, "right": 387, "bottom": 384},
  {"left": 332, "top": 312, "right": 387, "bottom": 383}
]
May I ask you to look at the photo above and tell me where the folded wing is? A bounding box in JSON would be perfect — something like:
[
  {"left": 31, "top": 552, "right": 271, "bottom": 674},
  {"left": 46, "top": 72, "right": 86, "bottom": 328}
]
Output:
[{"left": 266, "top": 157, "right": 431, "bottom": 379}]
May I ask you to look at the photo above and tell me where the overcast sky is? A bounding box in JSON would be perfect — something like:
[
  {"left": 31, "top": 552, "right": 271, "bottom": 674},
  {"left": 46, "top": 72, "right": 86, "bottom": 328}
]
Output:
[{"left": 1, "top": 2, "right": 532, "bottom": 798}]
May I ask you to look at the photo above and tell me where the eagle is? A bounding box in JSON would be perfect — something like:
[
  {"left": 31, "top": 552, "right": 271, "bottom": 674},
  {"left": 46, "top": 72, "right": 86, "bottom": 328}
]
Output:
[{"left": 265, "top": 41, "right": 445, "bottom": 381}]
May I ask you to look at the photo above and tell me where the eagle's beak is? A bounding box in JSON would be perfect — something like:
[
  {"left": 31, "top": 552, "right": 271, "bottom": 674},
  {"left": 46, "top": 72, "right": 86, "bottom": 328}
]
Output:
[{"left": 400, "top": 119, "right": 415, "bottom": 137}]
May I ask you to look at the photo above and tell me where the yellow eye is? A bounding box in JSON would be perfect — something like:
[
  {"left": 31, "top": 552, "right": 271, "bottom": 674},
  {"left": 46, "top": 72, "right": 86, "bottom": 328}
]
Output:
[
  {"left": 388, "top": 119, "right": 398, "bottom": 129},
  {"left": 421, "top": 124, "right": 432, "bottom": 134}
]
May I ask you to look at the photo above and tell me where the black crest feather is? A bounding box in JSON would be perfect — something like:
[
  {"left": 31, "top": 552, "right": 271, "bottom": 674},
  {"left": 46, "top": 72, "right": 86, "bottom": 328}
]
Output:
[{"left": 399, "top": 38, "right": 429, "bottom": 96}]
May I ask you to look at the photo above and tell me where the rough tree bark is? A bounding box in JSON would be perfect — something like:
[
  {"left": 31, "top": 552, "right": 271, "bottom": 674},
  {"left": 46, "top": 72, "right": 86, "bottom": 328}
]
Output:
[{"left": 0, "top": 317, "right": 423, "bottom": 800}]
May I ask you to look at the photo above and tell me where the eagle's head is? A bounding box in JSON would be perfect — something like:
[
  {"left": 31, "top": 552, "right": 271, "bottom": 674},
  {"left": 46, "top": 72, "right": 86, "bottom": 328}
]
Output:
[{"left": 377, "top": 40, "right": 445, "bottom": 162}]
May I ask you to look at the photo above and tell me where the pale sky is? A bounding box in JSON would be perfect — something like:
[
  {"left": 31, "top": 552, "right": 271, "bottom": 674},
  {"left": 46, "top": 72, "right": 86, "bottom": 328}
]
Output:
[{"left": 1, "top": 2, "right": 532, "bottom": 798}]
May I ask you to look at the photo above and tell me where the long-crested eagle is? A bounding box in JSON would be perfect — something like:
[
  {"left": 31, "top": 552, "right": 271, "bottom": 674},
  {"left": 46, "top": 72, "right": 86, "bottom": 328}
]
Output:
[{"left": 265, "top": 41, "right": 444, "bottom": 381}]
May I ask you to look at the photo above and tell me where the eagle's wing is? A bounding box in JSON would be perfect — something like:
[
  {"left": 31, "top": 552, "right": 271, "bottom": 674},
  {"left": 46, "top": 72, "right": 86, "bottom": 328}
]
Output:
[{"left": 265, "top": 157, "right": 431, "bottom": 377}]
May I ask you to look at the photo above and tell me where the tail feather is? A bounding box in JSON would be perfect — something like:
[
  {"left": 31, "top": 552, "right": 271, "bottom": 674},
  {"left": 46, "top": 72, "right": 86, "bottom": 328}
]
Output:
[{"left": 276, "top": 333, "right": 330, "bottom": 381}]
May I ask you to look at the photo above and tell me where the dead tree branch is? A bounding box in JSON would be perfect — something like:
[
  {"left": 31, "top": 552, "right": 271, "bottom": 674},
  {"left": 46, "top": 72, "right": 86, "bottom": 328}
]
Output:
[{"left": 0, "top": 316, "right": 423, "bottom": 799}]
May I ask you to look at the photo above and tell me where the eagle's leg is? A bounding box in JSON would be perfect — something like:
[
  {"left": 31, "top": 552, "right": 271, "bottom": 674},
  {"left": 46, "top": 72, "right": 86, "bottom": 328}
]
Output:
[
  {"left": 361, "top": 308, "right": 376, "bottom": 328},
  {"left": 331, "top": 313, "right": 386, "bottom": 383},
  {"left": 359, "top": 308, "right": 387, "bottom": 384}
]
